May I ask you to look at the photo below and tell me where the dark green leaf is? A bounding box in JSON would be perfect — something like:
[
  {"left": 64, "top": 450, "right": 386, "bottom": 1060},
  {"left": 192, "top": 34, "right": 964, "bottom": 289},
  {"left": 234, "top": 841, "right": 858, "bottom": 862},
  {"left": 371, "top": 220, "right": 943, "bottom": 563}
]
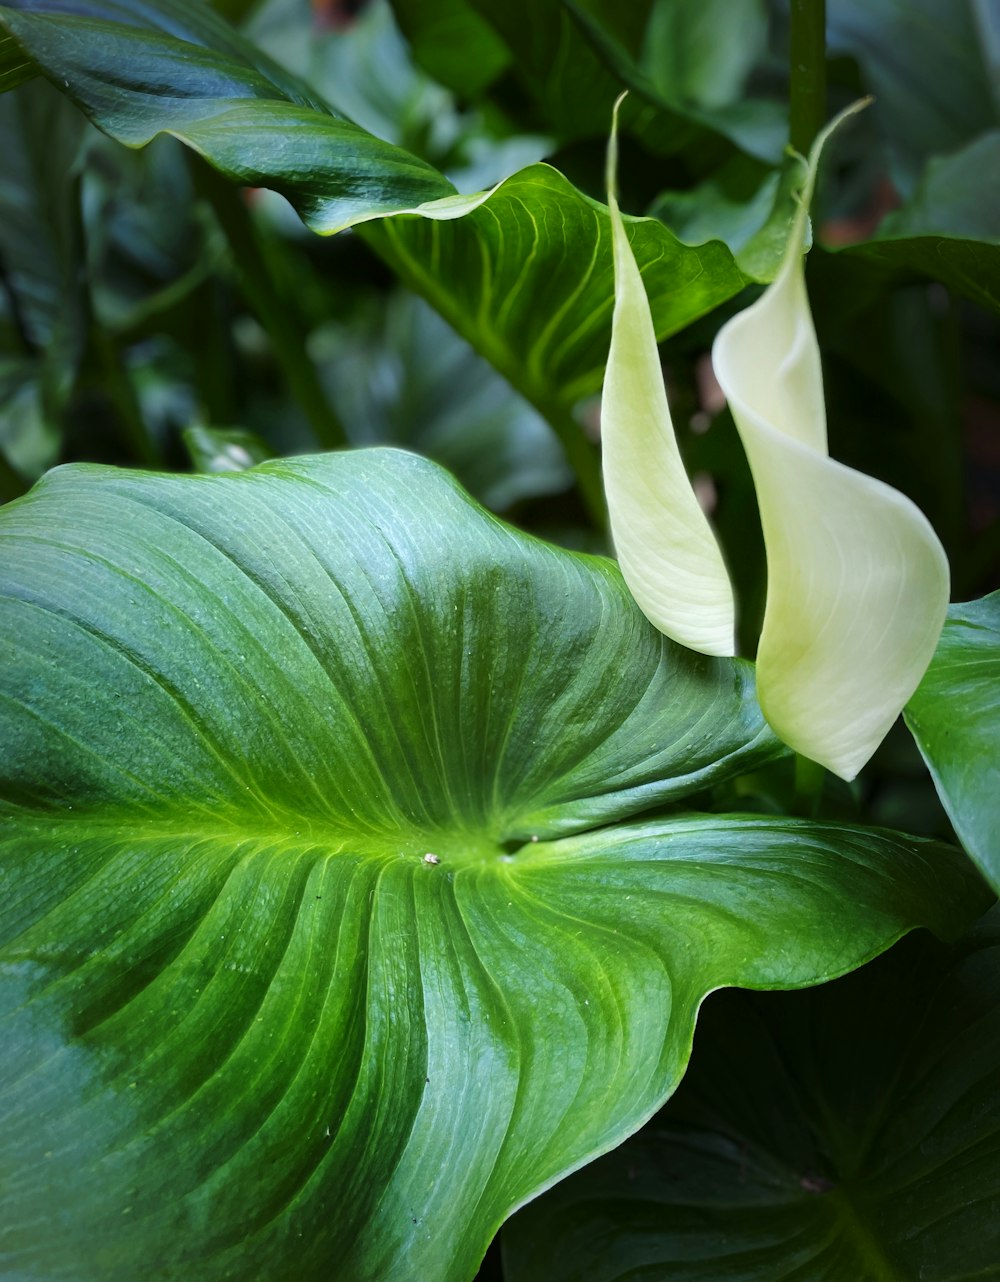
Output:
[
  {"left": 0, "top": 23, "right": 32, "bottom": 90},
  {"left": 1, "top": 450, "right": 986, "bottom": 1281},
  {"left": 503, "top": 908, "right": 1000, "bottom": 1282},
  {"left": 565, "top": 0, "right": 786, "bottom": 163},
  {"left": 840, "top": 132, "right": 1000, "bottom": 314},
  {"left": 0, "top": 77, "right": 89, "bottom": 477},
  {"left": 905, "top": 592, "right": 1000, "bottom": 893},
  {"left": 4, "top": 0, "right": 333, "bottom": 114},
  {"left": 0, "top": 1, "right": 456, "bottom": 232},
  {"left": 390, "top": 0, "right": 511, "bottom": 97}
]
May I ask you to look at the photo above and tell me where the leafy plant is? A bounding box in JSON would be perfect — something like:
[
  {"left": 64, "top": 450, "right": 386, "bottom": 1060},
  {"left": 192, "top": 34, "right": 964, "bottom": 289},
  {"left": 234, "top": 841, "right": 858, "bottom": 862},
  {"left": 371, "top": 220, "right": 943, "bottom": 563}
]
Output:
[{"left": 0, "top": 1, "right": 997, "bottom": 1279}]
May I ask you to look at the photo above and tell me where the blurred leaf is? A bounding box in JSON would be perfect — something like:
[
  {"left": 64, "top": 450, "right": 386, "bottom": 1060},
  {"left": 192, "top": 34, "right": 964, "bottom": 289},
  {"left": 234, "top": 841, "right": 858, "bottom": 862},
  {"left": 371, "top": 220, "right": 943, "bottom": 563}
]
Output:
[
  {"left": 388, "top": 0, "right": 511, "bottom": 97},
  {"left": 828, "top": 0, "right": 998, "bottom": 195},
  {"left": 651, "top": 151, "right": 809, "bottom": 283},
  {"left": 0, "top": 77, "right": 88, "bottom": 478},
  {"left": 564, "top": 0, "right": 787, "bottom": 163},
  {"left": 906, "top": 592, "right": 1000, "bottom": 893},
  {"left": 0, "top": 357, "right": 60, "bottom": 481},
  {"left": 841, "top": 132, "right": 1000, "bottom": 314},
  {"left": 390, "top": 0, "right": 784, "bottom": 163},
  {"left": 635, "top": 0, "right": 767, "bottom": 110},
  {"left": 183, "top": 424, "right": 274, "bottom": 472},
  {"left": 315, "top": 292, "right": 572, "bottom": 509},
  {"left": 503, "top": 910, "right": 1000, "bottom": 1282}
]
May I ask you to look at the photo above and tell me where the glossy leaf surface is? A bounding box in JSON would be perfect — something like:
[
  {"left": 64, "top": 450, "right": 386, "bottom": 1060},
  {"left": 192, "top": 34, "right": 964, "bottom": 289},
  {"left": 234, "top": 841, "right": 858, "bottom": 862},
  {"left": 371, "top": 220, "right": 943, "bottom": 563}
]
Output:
[
  {"left": 906, "top": 592, "right": 1000, "bottom": 893},
  {"left": 0, "top": 450, "right": 986, "bottom": 1281},
  {"left": 0, "top": 0, "right": 456, "bottom": 231},
  {"left": 503, "top": 909, "right": 1000, "bottom": 1281}
]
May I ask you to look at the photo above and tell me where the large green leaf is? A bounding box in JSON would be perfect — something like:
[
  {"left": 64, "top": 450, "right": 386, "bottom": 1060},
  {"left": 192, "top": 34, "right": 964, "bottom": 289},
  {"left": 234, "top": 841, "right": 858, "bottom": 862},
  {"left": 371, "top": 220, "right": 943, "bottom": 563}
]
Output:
[
  {"left": 502, "top": 907, "right": 1000, "bottom": 1281},
  {"left": 0, "top": 450, "right": 987, "bottom": 1281},
  {"left": 905, "top": 592, "right": 1000, "bottom": 893},
  {"left": 0, "top": 0, "right": 456, "bottom": 230}
]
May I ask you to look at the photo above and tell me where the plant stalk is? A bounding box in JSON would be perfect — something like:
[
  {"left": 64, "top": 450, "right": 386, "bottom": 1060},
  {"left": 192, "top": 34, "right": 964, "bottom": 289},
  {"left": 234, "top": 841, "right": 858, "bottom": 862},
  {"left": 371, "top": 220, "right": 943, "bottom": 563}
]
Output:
[
  {"left": 193, "top": 161, "right": 347, "bottom": 450},
  {"left": 789, "top": 0, "right": 827, "bottom": 154}
]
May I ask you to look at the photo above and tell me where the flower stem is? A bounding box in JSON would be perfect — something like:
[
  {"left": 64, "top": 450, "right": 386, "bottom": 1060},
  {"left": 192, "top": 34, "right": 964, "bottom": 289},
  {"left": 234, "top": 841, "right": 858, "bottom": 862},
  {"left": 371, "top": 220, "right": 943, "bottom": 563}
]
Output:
[{"left": 789, "top": 0, "right": 827, "bottom": 154}]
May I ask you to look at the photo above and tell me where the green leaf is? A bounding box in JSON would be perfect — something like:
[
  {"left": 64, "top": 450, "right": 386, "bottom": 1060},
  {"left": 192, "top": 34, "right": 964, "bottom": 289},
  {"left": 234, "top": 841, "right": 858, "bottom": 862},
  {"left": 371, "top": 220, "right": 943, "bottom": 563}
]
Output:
[
  {"left": 503, "top": 908, "right": 1000, "bottom": 1281},
  {"left": 4, "top": 0, "right": 333, "bottom": 115},
  {"left": 0, "top": 0, "right": 456, "bottom": 232},
  {"left": 0, "top": 450, "right": 986, "bottom": 1281},
  {"left": 0, "top": 22, "right": 32, "bottom": 90},
  {"left": 841, "top": 131, "right": 1000, "bottom": 315},
  {"left": 0, "top": 0, "right": 752, "bottom": 514},
  {"left": 905, "top": 592, "right": 1000, "bottom": 893},
  {"left": 565, "top": 0, "right": 786, "bottom": 163},
  {"left": 363, "top": 163, "right": 747, "bottom": 411}
]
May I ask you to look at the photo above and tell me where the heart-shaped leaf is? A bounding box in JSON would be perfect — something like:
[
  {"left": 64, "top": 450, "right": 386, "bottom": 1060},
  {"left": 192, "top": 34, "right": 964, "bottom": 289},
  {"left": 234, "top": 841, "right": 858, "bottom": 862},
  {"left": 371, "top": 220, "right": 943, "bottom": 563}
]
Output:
[
  {"left": 502, "top": 907, "right": 1000, "bottom": 1282},
  {"left": 0, "top": 450, "right": 986, "bottom": 1281},
  {"left": 905, "top": 592, "right": 1000, "bottom": 893}
]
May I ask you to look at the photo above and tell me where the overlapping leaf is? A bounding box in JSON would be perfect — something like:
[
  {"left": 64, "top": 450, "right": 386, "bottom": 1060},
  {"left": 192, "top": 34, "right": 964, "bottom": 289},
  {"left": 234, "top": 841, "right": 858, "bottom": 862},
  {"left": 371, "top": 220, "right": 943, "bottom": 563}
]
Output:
[
  {"left": 906, "top": 592, "right": 1000, "bottom": 892},
  {"left": 503, "top": 909, "right": 1000, "bottom": 1281},
  {"left": 364, "top": 166, "right": 745, "bottom": 409},
  {"left": 0, "top": 450, "right": 987, "bottom": 1282},
  {"left": 0, "top": 0, "right": 456, "bottom": 229}
]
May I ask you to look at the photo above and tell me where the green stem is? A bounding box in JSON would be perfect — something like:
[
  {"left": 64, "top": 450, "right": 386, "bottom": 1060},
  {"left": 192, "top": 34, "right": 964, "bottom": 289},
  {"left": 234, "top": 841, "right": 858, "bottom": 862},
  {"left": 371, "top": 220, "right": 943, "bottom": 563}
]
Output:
[
  {"left": 193, "top": 162, "right": 346, "bottom": 450},
  {"left": 794, "top": 752, "right": 826, "bottom": 816},
  {"left": 527, "top": 396, "right": 607, "bottom": 529},
  {"left": 789, "top": 0, "right": 827, "bottom": 154},
  {"left": 93, "top": 327, "right": 160, "bottom": 466}
]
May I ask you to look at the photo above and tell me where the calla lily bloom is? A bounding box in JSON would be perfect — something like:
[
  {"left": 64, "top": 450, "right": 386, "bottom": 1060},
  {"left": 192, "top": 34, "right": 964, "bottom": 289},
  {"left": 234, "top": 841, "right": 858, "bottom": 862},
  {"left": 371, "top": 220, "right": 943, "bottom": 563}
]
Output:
[
  {"left": 602, "top": 97, "right": 736, "bottom": 657},
  {"left": 603, "top": 102, "right": 950, "bottom": 780}
]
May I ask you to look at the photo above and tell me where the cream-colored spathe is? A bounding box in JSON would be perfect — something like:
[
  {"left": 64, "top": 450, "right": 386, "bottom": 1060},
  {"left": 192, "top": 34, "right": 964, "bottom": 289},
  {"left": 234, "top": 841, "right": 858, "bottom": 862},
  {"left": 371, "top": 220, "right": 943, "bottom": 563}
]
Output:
[
  {"left": 712, "top": 105, "right": 950, "bottom": 779},
  {"left": 602, "top": 96, "right": 736, "bottom": 657}
]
